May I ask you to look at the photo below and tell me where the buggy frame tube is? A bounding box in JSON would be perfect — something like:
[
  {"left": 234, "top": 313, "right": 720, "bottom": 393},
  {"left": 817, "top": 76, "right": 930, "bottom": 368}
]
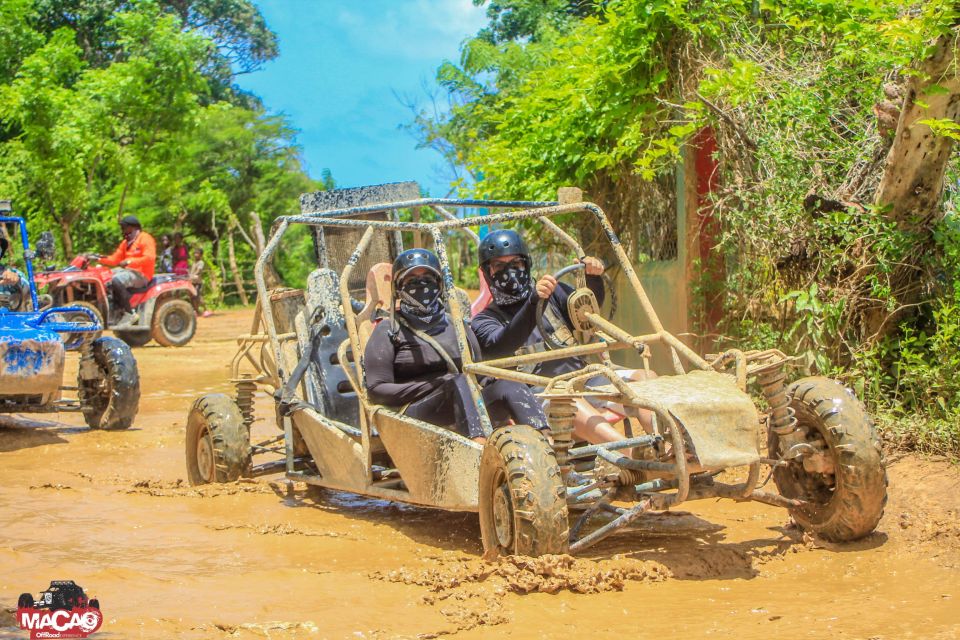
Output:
[
  {"left": 0, "top": 215, "right": 40, "bottom": 311},
  {"left": 276, "top": 201, "right": 710, "bottom": 375},
  {"left": 430, "top": 226, "right": 493, "bottom": 437}
]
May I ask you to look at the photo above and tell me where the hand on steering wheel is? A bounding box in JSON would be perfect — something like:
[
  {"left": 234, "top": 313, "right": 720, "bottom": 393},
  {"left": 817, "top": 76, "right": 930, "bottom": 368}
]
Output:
[{"left": 534, "top": 259, "right": 617, "bottom": 350}]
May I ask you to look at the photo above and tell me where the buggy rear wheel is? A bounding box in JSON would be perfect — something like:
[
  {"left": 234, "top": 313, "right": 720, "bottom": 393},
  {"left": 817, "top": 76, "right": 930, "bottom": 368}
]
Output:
[
  {"left": 185, "top": 394, "right": 250, "bottom": 485},
  {"left": 479, "top": 425, "right": 569, "bottom": 557},
  {"left": 78, "top": 337, "right": 140, "bottom": 430},
  {"left": 152, "top": 298, "right": 196, "bottom": 347},
  {"left": 770, "top": 376, "right": 887, "bottom": 542},
  {"left": 18, "top": 593, "right": 32, "bottom": 609}
]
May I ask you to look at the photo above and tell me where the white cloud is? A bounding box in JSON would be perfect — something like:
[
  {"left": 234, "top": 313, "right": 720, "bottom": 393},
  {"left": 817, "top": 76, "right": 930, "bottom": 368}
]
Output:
[{"left": 335, "top": 0, "right": 487, "bottom": 61}]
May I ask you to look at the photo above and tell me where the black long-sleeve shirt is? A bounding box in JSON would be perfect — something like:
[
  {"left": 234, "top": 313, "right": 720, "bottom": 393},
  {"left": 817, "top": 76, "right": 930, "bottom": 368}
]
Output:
[
  {"left": 363, "top": 316, "right": 483, "bottom": 407},
  {"left": 471, "top": 275, "right": 604, "bottom": 377}
]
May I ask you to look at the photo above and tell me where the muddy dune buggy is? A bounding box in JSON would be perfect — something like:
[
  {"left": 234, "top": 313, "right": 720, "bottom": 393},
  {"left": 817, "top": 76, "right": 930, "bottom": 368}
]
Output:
[
  {"left": 185, "top": 184, "right": 887, "bottom": 556},
  {"left": 0, "top": 206, "right": 140, "bottom": 430},
  {"left": 18, "top": 580, "right": 99, "bottom": 611}
]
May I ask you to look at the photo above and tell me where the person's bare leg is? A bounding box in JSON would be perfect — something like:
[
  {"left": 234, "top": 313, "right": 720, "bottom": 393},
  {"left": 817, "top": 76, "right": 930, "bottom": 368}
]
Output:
[
  {"left": 624, "top": 369, "right": 657, "bottom": 436},
  {"left": 571, "top": 398, "right": 633, "bottom": 457}
]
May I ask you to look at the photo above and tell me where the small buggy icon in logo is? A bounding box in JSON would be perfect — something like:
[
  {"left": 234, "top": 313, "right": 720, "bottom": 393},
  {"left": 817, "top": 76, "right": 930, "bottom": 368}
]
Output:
[{"left": 15, "top": 581, "right": 103, "bottom": 639}]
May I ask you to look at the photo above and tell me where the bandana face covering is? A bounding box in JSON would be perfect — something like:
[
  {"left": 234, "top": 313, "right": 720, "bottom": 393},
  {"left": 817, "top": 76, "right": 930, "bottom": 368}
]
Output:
[
  {"left": 489, "top": 265, "right": 531, "bottom": 306},
  {"left": 397, "top": 275, "right": 443, "bottom": 325}
]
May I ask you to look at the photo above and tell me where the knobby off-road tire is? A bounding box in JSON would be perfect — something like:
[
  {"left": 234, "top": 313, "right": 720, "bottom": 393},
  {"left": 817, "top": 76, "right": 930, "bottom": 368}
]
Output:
[
  {"left": 78, "top": 337, "right": 141, "bottom": 430},
  {"left": 151, "top": 298, "right": 196, "bottom": 347},
  {"left": 114, "top": 329, "right": 151, "bottom": 347},
  {"left": 88, "top": 598, "right": 99, "bottom": 610},
  {"left": 185, "top": 394, "right": 251, "bottom": 485},
  {"left": 479, "top": 425, "right": 569, "bottom": 557},
  {"left": 770, "top": 376, "right": 888, "bottom": 542},
  {"left": 18, "top": 593, "right": 32, "bottom": 609}
]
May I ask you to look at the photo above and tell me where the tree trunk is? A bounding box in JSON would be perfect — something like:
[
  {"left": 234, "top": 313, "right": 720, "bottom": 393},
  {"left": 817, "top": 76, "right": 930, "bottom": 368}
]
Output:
[
  {"left": 863, "top": 31, "right": 960, "bottom": 341},
  {"left": 875, "top": 32, "right": 960, "bottom": 230},
  {"left": 59, "top": 218, "right": 74, "bottom": 257},
  {"left": 226, "top": 230, "right": 249, "bottom": 306},
  {"left": 249, "top": 212, "right": 281, "bottom": 290}
]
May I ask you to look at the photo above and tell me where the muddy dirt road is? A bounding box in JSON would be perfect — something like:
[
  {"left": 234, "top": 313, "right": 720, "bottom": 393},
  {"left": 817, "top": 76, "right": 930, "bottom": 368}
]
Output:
[{"left": 1, "top": 308, "right": 959, "bottom": 639}]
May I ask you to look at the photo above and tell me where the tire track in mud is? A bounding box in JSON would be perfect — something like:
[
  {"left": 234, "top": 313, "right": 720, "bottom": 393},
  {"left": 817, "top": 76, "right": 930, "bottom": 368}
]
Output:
[{"left": 369, "top": 536, "right": 811, "bottom": 637}]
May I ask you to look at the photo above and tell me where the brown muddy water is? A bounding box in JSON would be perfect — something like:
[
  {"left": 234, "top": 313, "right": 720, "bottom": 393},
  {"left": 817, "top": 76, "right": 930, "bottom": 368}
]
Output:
[{"left": 1, "top": 308, "right": 959, "bottom": 639}]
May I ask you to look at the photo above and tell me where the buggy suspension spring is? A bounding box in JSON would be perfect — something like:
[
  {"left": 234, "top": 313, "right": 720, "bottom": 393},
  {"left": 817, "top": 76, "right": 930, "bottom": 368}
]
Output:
[
  {"left": 235, "top": 376, "right": 257, "bottom": 427},
  {"left": 756, "top": 363, "right": 797, "bottom": 436},
  {"left": 547, "top": 397, "right": 577, "bottom": 476}
]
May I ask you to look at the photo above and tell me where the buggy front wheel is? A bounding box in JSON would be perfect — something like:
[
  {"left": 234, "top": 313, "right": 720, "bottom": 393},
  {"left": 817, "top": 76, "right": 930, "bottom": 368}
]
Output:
[
  {"left": 78, "top": 337, "right": 140, "bottom": 430},
  {"left": 770, "top": 376, "right": 887, "bottom": 542},
  {"left": 479, "top": 425, "right": 569, "bottom": 557}
]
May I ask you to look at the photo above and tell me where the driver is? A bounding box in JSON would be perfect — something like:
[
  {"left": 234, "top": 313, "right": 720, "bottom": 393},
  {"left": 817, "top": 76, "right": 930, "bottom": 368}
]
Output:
[
  {"left": 471, "top": 229, "right": 652, "bottom": 450},
  {"left": 96, "top": 215, "right": 156, "bottom": 327},
  {"left": 364, "top": 248, "right": 550, "bottom": 443},
  {"left": 0, "top": 237, "right": 28, "bottom": 311}
]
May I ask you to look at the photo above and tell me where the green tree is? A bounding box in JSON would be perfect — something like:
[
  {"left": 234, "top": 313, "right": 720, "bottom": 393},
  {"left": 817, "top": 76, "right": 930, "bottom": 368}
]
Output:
[{"left": 0, "top": 2, "right": 210, "bottom": 253}]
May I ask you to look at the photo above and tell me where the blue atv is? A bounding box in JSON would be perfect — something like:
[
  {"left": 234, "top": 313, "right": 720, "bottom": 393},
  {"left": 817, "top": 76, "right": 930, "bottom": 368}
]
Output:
[{"left": 0, "top": 203, "right": 139, "bottom": 430}]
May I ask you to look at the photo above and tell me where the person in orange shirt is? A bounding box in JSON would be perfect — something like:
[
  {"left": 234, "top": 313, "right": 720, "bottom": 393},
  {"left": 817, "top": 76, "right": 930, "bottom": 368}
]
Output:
[{"left": 96, "top": 215, "right": 156, "bottom": 327}]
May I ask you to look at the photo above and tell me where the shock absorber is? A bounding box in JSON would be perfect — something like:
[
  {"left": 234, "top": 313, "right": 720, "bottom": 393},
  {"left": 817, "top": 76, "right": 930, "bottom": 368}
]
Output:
[
  {"left": 546, "top": 395, "right": 577, "bottom": 479},
  {"left": 235, "top": 375, "right": 257, "bottom": 428},
  {"left": 756, "top": 361, "right": 797, "bottom": 439}
]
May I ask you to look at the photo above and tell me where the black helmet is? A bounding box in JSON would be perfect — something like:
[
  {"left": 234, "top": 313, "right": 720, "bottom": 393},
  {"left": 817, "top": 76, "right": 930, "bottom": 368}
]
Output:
[
  {"left": 119, "top": 215, "right": 141, "bottom": 229},
  {"left": 393, "top": 248, "right": 442, "bottom": 286},
  {"left": 478, "top": 229, "right": 530, "bottom": 268}
]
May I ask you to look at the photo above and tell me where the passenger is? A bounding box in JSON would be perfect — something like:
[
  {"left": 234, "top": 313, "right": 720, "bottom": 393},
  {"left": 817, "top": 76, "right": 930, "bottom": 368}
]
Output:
[
  {"left": 0, "top": 237, "right": 28, "bottom": 311},
  {"left": 470, "top": 229, "right": 654, "bottom": 451},
  {"left": 364, "top": 248, "right": 550, "bottom": 444}
]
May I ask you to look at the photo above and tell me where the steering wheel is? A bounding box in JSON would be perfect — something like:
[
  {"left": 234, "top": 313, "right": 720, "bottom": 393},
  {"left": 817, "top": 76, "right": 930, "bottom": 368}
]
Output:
[{"left": 534, "top": 261, "right": 616, "bottom": 350}]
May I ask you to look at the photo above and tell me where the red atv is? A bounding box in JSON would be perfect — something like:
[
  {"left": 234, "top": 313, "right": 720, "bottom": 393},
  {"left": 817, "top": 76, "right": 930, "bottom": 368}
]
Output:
[{"left": 35, "top": 254, "right": 198, "bottom": 347}]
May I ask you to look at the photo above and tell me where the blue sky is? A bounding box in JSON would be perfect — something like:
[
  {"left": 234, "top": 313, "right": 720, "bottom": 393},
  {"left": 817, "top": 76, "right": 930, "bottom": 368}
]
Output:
[{"left": 237, "top": 1, "right": 488, "bottom": 197}]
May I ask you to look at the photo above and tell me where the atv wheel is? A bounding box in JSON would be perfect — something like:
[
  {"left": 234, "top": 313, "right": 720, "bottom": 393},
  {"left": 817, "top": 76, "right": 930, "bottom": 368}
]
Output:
[
  {"left": 479, "top": 425, "right": 569, "bottom": 556},
  {"left": 59, "top": 301, "right": 103, "bottom": 346},
  {"left": 185, "top": 394, "right": 250, "bottom": 485},
  {"left": 151, "top": 298, "right": 196, "bottom": 347},
  {"left": 89, "top": 599, "right": 99, "bottom": 610},
  {"left": 18, "top": 593, "right": 33, "bottom": 609},
  {"left": 770, "top": 376, "right": 887, "bottom": 542},
  {"left": 115, "top": 329, "right": 151, "bottom": 347},
  {"left": 78, "top": 337, "right": 141, "bottom": 430}
]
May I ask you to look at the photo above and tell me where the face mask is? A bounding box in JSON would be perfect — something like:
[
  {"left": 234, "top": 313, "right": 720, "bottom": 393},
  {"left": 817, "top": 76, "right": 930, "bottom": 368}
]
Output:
[
  {"left": 397, "top": 276, "right": 442, "bottom": 320},
  {"left": 488, "top": 264, "right": 531, "bottom": 306}
]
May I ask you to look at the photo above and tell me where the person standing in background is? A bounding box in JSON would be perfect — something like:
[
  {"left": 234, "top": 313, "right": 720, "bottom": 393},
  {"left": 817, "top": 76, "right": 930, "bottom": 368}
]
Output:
[
  {"left": 172, "top": 232, "right": 189, "bottom": 276},
  {"left": 159, "top": 234, "right": 173, "bottom": 273},
  {"left": 189, "top": 245, "right": 212, "bottom": 317}
]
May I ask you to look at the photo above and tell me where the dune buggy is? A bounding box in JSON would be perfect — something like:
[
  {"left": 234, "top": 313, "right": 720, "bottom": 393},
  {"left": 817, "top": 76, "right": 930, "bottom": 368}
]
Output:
[
  {"left": 0, "top": 207, "right": 140, "bottom": 430},
  {"left": 18, "top": 580, "right": 99, "bottom": 611},
  {"left": 185, "top": 183, "right": 887, "bottom": 556}
]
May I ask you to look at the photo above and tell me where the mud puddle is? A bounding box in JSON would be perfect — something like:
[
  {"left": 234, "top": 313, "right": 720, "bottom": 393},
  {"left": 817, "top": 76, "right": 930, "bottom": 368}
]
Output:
[{"left": 1, "top": 309, "right": 958, "bottom": 639}]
